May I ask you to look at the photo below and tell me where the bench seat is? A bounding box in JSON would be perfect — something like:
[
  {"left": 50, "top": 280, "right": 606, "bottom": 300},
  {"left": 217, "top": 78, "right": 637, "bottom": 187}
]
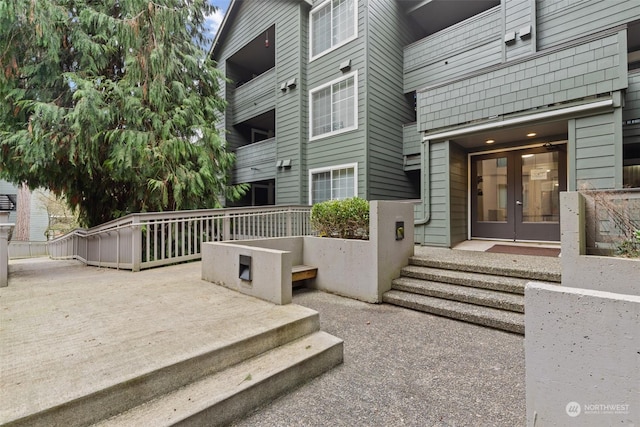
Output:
[{"left": 292, "top": 265, "right": 318, "bottom": 283}]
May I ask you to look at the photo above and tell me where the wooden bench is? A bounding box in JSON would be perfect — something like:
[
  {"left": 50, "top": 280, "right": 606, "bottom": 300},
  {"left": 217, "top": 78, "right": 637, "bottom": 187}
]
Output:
[{"left": 292, "top": 265, "right": 318, "bottom": 285}]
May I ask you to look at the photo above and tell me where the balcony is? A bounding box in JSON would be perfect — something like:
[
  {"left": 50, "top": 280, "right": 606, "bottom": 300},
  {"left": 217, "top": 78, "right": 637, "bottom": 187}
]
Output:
[
  {"left": 403, "top": 123, "right": 421, "bottom": 171},
  {"left": 403, "top": 6, "right": 501, "bottom": 93},
  {"left": 418, "top": 29, "right": 628, "bottom": 133},
  {"left": 233, "top": 137, "right": 276, "bottom": 184},
  {"left": 230, "top": 68, "right": 276, "bottom": 125}
]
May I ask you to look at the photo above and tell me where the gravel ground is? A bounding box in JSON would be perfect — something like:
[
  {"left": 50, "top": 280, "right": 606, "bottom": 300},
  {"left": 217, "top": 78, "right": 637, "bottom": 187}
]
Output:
[{"left": 232, "top": 288, "right": 526, "bottom": 427}]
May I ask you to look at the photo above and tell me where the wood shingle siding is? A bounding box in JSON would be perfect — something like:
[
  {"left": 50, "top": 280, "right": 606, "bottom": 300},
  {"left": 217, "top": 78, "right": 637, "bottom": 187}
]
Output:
[{"left": 418, "top": 30, "right": 627, "bottom": 133}]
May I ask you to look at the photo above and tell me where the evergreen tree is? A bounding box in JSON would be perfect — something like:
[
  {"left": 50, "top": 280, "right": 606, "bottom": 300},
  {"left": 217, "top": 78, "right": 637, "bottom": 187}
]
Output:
[{"left": 0, "top": 0, "right": 245, "bottom": 227}]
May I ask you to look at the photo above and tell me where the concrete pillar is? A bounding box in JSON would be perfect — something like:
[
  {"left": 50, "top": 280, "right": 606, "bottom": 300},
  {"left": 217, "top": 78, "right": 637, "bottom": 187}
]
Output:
[{"left": 0, "top": 223, "right": 15, "bottom": 287}]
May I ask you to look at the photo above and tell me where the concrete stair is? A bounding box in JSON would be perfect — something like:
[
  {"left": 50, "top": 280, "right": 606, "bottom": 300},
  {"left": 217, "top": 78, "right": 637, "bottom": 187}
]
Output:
[
  {"left": 94, "top": 331, "right": 342, "bottom": 427},
  {"left": 383, "top": 252, "right": 561, "bottom": 335},
  {"left": 6, "top": 310, "right": 343, "bottom": 427}
]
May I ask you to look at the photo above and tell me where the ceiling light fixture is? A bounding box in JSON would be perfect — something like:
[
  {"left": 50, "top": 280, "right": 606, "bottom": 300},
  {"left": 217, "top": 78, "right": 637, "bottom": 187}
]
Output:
[
  {"left": 527, "top": 132, "right": 537, "bottom": 137},
  {"left": 485, "top": 139, "right": 495, "bottom": 144}
]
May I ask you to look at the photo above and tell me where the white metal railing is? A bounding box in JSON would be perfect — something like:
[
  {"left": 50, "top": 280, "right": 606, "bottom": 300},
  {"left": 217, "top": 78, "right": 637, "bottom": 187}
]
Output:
[
  {"left": 48, "top": 205, "right": 313, "bottom": 271},
  {"left": 9, "top": 241, "right": 49, "bottom": 258}
]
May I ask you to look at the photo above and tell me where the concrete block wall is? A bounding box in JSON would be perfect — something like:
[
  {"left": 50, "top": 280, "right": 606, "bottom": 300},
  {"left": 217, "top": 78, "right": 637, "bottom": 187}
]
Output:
[
  {"left": 418, "top": 30, "right": 627, "bottom": 132},
  {"left": 0, "top": 217, "right": 12, "bottom": 287},
  {"left": 202, "top": 239, "right": 296, "bottom": 305},
  {"left": 201, "top": 201, "right": 414, "bottom": 304},
  {"left": 525, "top": 282, "right": 640, "bottom": 426},
  {"left": 560, "top": 192, "right": 639, "bottom": 295},
  {"left": 526, "top": 191, "right": 640, "bottom": 426}
]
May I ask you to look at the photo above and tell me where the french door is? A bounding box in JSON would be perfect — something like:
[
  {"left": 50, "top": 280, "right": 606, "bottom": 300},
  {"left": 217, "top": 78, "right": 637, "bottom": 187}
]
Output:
[{"left": 471, "top": 146, "right": 566, "bottom": 241}]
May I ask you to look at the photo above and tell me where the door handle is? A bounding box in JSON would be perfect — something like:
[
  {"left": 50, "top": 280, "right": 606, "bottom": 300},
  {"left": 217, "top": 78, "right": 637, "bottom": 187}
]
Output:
[{"left": 516, "top": 201, "right": 523, "bottom": 205}]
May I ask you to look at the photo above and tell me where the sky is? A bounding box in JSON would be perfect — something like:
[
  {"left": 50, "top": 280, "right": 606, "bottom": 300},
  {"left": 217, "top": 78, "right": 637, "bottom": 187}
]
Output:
[{"left": 205, "top": 0, "right": 232, "bottom": 42}]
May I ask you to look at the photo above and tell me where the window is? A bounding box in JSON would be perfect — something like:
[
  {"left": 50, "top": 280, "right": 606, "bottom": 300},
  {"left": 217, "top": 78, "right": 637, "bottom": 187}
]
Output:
[
  {"left": 310, "top": 72, "right": 357, "bottom": 139},
  {"left": 310, "top": 0, "right": 357, "bottom": 60},
  {"left": 309, "top": 164, "right": 357, "bottom": 204}
]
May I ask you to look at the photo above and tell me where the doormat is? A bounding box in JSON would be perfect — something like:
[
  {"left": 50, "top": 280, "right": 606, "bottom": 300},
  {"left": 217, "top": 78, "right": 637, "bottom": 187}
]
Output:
[{"left": 485, "top": 244, "right": 561, "bottom": 257}]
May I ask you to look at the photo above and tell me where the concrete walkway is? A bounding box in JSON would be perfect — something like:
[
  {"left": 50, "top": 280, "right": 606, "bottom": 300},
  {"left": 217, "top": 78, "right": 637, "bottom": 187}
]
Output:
[{"left": 234, "top": 288, "right": 525, "bottom": 427}]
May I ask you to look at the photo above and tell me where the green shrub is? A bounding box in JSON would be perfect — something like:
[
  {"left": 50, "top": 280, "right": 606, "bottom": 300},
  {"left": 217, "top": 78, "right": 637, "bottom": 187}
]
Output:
[
  {"left": 616, "top": 229, "right": 640, "bottom": 258},
  {"left": 310, "top": 197, "right": 369, "bottom": 239}
]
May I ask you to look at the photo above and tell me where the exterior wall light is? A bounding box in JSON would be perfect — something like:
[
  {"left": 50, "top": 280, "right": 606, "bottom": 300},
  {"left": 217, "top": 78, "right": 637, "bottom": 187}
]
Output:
[
  {"left": 395, "top": 221, "right": 405, "bottom": 241},
  {"left": 239, "top": 254, "right": 252, "bottom": 281}
]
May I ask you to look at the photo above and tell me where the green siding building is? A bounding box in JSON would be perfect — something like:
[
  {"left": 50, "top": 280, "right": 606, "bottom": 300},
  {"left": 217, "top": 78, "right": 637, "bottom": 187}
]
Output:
[{"left": 211, "top": 0, "right": 640, "bottom": 246}]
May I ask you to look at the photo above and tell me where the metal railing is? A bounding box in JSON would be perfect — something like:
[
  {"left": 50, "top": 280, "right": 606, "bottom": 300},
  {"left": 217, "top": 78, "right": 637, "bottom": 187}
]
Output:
[
  {"left": 48, "top": 205, "right": 313, "bottom": 271},
  {"left": 9, "top": 241, "right": 49, "bottom": 258}
]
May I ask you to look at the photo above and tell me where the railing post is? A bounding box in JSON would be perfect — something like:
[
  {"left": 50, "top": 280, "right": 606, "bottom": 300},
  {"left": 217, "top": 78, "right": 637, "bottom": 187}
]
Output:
[
  {"left": 131, "top": 216, "right": 142, "bottom": 272},
  {"left": 286, "top": 208, "right": 293, "bottom": 236},
  {"left": 223, "top": 214, "right": 231, "bottom": 241}
]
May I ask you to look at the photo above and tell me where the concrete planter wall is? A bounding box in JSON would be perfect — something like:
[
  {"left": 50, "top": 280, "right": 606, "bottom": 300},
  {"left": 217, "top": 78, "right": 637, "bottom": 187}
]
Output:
[
  {"left": 0, "top": 219, "right": 14, "bottom": 288},
  {"left": 560, "top": 191, "right": 639, "bottom": 296},
  {"left": 525, "top": 192, "right": 640, "bottom": 426},
  {"left": 202, "top": 201, "right": 415, "bottom": 304}
]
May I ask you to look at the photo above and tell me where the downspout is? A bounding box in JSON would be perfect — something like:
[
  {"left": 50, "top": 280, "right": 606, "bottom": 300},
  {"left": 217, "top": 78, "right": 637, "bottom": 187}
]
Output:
[{"left": 414, "top": 139, "right": 431, "bottom": 225}]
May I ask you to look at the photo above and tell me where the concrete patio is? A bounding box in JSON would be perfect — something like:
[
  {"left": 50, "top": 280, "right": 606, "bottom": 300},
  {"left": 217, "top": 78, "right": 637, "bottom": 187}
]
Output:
[
  {"left": 0, "top": 258, "right": 342, "bottom": 426},
  {"left": 1, "top": 256, "right": 525, "bottom": 426}
]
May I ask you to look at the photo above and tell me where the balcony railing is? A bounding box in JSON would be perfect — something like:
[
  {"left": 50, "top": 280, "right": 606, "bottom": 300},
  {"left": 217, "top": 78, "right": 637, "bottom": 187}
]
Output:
[
  {"left": 231, "top": 68, "right": 276, "bottom": 124},
  {"left": 403, "top": 6, "right": 501, "bottom": 92},
  {"left": 402, "top": 123, "right": 421, "bottom": 171},
  {"left": 48, "top": 205, "right": 312, "bottom": 271},
  {"left": 233, "top": 137, "right": 277, "bottom": 182}
]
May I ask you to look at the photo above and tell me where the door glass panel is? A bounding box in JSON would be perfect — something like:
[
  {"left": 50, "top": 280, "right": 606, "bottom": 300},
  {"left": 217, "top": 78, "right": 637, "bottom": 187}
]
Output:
[
  {"left": 520, "top": 151, "right": 560, "bottom": 223},
  {"left": 476, "top": 157, "right": 508, "bottom": 222}
]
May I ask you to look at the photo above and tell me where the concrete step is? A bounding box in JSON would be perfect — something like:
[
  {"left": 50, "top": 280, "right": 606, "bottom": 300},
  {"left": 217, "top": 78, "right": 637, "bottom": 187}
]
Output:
[
  {"left": 5, "top": 311, "right": 322, "bottom": 427},
  {"left": 382, "top": 290, "right": 524, "bottom": 334},
  {"left": 401, "top": 265, "right": 528, "bottom": 295},
  {"left": 93, "top": 331, "right": 343, "bottom": 427},
  {"left": 409, "top": 254, "right": 561, "bottom": 283},
  {"left": 391, "top": 276, "right": 524, "bottom": 313}
]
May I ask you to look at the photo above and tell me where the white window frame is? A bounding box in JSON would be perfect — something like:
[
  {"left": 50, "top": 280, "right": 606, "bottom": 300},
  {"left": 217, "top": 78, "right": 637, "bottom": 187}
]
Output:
[
  {"left": 309, "top": 71, "right": 358, "bottom": 141},
  {"left": 308, "top": 162, "right": 358, "bottom": 204},
  {"left": 309, "top": 0, "right": 358, "bottom": 61}
]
